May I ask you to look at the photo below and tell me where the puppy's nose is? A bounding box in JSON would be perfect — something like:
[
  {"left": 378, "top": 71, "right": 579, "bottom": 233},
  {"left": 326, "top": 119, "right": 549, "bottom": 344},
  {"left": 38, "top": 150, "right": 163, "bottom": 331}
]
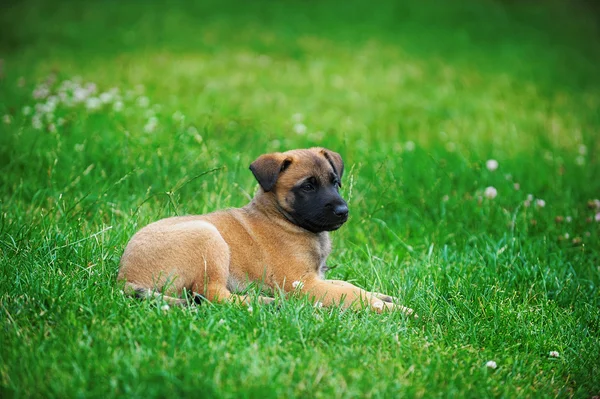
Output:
[{"left": 333, "top": 204, "right": 349, "bottom": 219}]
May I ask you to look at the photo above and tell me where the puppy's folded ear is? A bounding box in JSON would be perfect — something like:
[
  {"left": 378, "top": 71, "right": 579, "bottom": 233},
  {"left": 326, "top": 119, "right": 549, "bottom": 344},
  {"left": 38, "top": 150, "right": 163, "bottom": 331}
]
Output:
[
  {"left": 319, "top": 149, "right": 344, "bottom": 183},
  {"left": 249, "top": 153, "right": 292, "bottom": 192}
]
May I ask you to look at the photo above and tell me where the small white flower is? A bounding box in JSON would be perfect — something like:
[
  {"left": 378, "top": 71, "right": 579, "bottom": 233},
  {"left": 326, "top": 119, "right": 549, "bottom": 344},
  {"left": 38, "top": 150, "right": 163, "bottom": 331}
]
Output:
[
  {"left": 484, "top": 186, "right": 497, "bottom": 199},
  {"left": 292, "top": 113, "right": 304, "bottom": 123},
  {"left": 578, "top": 145, "right": 587, "bottom": 155},
  {"left": 292, "top": 281, "right": 303, "bottom": 289},
  {"left": 85, "top": 82, "right": 97, "bottom": 94},
  {"left": 113, "top": 101, "right": 124, "bottom": 112},
  {"left": 404, "top": 141, "right": 415, "bottom": 152},
  {"left": 3, "top": 114, "right": 11, "bottom": 125},
  {"left": 32, "top": 116, "right": 43, "bottom": 130},
  {"left": 576, "top": 155, "right": 585, "bottom": 166},
  {"left": 527, "top": 194, "right": 534, "bottom": 201},
  {"left": 22, "top": 106, "right": 32, "bottom": 116},
  {"left": 99, "top": 92, "right": 113, "bottom": 103},
  {"left": 293, "top": 123, "right": 307, "bottom": 135},
  {"left": 566, "top": 216, "right": 572, "bottom": 223},
  {"left": 85, "top": 97, "right": 101, "bottom": 110},
  {"left": 144, "top": 117, "right": 158, "bottom": 133},
  {"left": 486, "top": 159, "right": 499, "bottom": 171},
  {"left": 32, "top": 85, "right": 50, "bottom": 100},
  {"left": 524, "top": 200, "right": 531, "bottom": 207},
  {"left": 442, "top": 195, "right": 449, "bottom": 202},
  {"left": 137, "top": 96, "right": 150, "bottom": 108},
  {"left": 486, "top": 360, "right": 497, "bottom": 369},
  {"left": 564, "top": 233, "right": 570, "bottom": 239},
  {"left": 247, "top": 306, "right": 253, "bottom": 313},
  {"left": 160, "top": 304, "right": 170, "bottom": 311},
  {"left": 217, "top": 319, "right": 226, "bottom": 325},
  {"left": 535, "top": 199, "right": 546, "bottom": 208},
  {"left": 549, "top": 351, "right": 559, "bottom": 358},
  {"left": 595, "top": 212, "right": 600, "bottom": 222},
  {"left": 513, "top": 183, "right": 520, "bottom": 191},
  {"left": 73, "top": 87, "right": 88, "bottom": 102},
  {"left": 48, "top": 123, "right": 57, "bottom": 133}
]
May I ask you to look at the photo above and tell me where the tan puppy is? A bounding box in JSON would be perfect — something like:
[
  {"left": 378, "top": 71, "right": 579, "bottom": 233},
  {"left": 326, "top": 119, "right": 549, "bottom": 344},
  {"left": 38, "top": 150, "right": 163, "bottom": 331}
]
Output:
[{"left": 118, "top": 147, "right": 413, "bottom": 314}]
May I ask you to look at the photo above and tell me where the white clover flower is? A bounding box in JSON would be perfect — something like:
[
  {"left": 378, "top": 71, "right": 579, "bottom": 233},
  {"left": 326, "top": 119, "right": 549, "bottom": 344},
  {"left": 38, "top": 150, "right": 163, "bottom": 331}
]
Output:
[
  {"left": 85, "top": 82, "right": 97, "bottom": 94},
  {"left": 535, "top": 199, "right": 546, "bottom": 208},
  {"left": 576, "top": 156, "right": 585, "bottom": 166},
  {"left": 217, "top": 319, "right": 226, "bottom": 325},
  {"left": 513, "top": 183, "right": 520, "bottom": 190},
  {"left": 442, "top": 195, "right": 449, "bottom": 202},
  {"left": 144, "top": 117, "right": 158, "bottom": 133},
  {"left": 486, "top": 360, "right": 497, "bottom": 369},
  {"left": 292, "top": 281, "right": 303, "bottom": 289},
  {"left": 578, "top": 145, "right": 587, "bottom": 155},
  {"left": 22, "top": 106, "right": 32, "bottom": 116},
  {"left": 161, "top": 304, "right": 170, "bottom": 311},
  {"left": 32, "top": 85, "right": 50, "bottom": 100},
  {"left": 527, "top": 194, "right": 534, "bottom": 201},
  {"left": 549, "top": 351, "right": 559, "bottom": 358},
  {"left": 32, "top": 116, "right": 43, "bottom": 130},
  {"left": 484, "top": 186, "right": 497, "bottom": 199},
  {"left": 247, "top": 306, "right": 253, "bottom": 313},
  {"left": 486, "top": 159, "right": 499, "bottom": 171},
  {"left": 595, "top": 212, "right": 600, "bottom": 222},
  {"left": 73, "top": 87, "right": 88, "bottom": 102},
  {"left": 99, "top": 92, "right": 113, "bottom": 103},
  {"left": 113, "top": 101, "right": 124, "bottom": 112},
  {"left": 524, "top": 200, "right": 531, "bottom": 207},
  {"left": 293, "top": 123, "right": 307, "bottom": 135},
  {"left": 85, "top": 97, "right": 101, "bottom": 110},
  {"left": 404, "top": 141, "right": 416, "bottom": 152},
  {"left": 292, "top": 113, "right": 304, "bottom": 123},
  {"left": 137, "top": 96, "right": 150, "bottom": 108},
  {"left": 566, "top": 216, "right": 572, "bottom": 223},
  {"left": 3, "top": 114, "right": 11, "bottom": 125}
]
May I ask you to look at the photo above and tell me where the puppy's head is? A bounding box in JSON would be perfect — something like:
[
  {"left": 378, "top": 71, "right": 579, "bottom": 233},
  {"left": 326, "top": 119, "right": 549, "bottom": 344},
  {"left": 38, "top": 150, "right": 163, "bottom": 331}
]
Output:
[{"left": 250, "top": 147, "right": 348, "bottom": 233}]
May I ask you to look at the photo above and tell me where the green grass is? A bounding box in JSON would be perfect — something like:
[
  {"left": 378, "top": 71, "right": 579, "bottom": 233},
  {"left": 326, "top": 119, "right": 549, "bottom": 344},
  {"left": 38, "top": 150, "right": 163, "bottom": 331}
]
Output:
[{"left": 1, "top": 0, "right": 599, "bottom": 397}]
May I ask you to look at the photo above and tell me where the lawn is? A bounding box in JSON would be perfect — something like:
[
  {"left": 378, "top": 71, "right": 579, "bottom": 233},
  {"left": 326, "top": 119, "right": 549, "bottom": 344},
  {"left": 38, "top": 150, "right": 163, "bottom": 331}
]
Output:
[{"left": 1, "top": 0, "right": 599, "bottom": 397}]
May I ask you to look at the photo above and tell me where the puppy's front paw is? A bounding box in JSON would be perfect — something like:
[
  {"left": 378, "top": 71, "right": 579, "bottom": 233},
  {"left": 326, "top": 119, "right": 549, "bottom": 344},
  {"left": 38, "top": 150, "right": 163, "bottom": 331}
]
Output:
[{"left": 368, "top": 295, "right": 417, "bottom": 317}]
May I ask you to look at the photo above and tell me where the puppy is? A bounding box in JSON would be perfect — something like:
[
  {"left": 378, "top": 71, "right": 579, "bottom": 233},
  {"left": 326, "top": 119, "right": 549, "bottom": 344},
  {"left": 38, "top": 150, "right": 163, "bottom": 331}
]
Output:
[{"left": 118, "top": 147, "right": 413, "bottom": 314}]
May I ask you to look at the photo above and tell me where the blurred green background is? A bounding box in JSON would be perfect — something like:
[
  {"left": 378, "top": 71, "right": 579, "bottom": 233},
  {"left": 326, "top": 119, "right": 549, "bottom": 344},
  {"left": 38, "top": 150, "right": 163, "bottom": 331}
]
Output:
[{"left": 1, "top": 0, "right": 599, "bottom": 397}]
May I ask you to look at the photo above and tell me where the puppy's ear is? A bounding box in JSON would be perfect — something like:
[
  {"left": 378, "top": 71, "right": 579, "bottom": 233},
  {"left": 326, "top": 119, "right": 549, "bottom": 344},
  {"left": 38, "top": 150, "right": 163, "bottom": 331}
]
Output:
[
  {"left": 249, "top": 153, "right": 292, "bottom": 192},
  {"left": 319, "top": 149, "right": 344, "bottom": 184}
]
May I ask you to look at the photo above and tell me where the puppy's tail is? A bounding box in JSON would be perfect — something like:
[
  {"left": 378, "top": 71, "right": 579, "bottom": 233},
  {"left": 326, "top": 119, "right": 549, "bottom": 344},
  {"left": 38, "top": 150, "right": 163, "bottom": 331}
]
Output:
[{"left": 123, "top": 282, "right": 205, "bottom": 307}]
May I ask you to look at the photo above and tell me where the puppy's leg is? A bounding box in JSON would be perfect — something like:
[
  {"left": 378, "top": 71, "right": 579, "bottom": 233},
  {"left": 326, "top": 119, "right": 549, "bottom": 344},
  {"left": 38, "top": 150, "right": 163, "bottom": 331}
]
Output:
[
  {"left": 123, "top": 282, "right": 188, "bottom": 306},
  {"left": 322, "top": 279, "right": 415, "bottom": 315},
  {"left": 300, "top": 279, "right": 412, "bottom": 314}
]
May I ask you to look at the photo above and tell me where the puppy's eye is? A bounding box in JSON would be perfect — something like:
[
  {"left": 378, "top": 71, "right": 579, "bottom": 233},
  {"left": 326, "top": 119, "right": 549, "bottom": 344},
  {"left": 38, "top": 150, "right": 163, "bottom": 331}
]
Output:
[{"left": 302, "top": 182, "right": 315, "bottom": 192}]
